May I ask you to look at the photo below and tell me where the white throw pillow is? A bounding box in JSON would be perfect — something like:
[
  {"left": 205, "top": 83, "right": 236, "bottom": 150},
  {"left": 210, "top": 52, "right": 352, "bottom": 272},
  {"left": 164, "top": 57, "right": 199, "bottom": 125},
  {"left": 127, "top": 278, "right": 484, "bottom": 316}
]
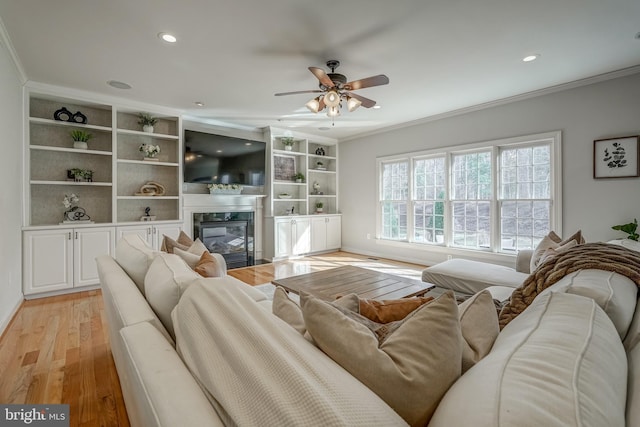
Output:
[
  {"left": 115, "top": 234, "right": 159, "bottom": 295},
  {"left": 144, "top": 253, "right": 200, "bottom": 339}
]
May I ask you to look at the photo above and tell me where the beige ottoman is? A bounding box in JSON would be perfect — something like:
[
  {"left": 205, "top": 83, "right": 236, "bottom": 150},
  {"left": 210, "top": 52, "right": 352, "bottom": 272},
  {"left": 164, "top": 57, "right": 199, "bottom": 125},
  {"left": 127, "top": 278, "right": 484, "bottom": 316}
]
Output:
[{"left": 421, "top": 259, "right": 528, "bottom": 295}]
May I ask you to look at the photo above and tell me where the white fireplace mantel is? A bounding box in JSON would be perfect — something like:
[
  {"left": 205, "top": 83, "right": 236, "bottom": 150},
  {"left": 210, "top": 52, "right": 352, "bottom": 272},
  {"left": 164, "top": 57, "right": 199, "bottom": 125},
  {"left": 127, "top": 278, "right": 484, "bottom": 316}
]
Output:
[{"left": 183, "top": 194, "right": 266, "bottom": 260}]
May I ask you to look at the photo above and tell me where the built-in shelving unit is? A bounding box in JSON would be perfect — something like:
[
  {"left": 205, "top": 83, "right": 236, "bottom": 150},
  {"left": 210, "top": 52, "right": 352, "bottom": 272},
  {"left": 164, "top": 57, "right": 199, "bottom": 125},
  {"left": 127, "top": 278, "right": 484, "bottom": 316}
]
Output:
[
  {"left": 266, "top": 128, "right": 339, "bottom": 217},
  {"left": 263, "top": 127, "right": 341, "bottom": 260},
  {"left": 23, "top": 88, "right": 184, "bottom": 297}
]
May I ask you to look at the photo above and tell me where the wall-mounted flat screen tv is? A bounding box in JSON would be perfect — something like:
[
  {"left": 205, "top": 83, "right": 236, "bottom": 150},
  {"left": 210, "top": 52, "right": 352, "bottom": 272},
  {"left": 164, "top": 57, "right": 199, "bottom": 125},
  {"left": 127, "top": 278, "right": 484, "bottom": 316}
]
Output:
[{"left": 183, "top": 129, "right": 265, "bottom": 187}]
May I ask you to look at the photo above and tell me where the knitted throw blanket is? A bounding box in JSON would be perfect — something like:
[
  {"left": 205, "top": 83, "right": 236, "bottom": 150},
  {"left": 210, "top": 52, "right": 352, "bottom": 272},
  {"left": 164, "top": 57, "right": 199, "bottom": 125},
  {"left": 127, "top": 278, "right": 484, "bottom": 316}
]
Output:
[{"left": 498, "top": 243, "right": 640, "bottom": 329}]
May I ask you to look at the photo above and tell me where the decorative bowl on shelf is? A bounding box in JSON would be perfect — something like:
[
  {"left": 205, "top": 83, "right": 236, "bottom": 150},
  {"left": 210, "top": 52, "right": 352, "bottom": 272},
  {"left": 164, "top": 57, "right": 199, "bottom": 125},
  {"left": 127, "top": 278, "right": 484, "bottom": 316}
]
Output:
[{"left": 278, "top": 193, "right": 292, "bottom": 199}]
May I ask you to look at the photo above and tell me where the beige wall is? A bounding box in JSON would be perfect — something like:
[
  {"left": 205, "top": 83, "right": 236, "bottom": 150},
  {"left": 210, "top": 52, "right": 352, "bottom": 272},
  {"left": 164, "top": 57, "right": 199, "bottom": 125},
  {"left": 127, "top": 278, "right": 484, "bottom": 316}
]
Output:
[
  {"left": 0, "top": 37, "right": 24, "bottom": 332},
  {"left": 339, "top": 72, "right": 640, "bottom": 266}
]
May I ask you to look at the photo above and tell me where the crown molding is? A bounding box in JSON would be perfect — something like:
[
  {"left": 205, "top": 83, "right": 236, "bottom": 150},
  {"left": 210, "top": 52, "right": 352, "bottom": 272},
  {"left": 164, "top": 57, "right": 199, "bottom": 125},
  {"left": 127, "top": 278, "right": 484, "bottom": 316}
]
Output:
[
  {"left": 0, "top": 15, "right": 27, "bottom": 84},
  {"left": 341, "top": 65, "right": 640, "bottom": 143}
]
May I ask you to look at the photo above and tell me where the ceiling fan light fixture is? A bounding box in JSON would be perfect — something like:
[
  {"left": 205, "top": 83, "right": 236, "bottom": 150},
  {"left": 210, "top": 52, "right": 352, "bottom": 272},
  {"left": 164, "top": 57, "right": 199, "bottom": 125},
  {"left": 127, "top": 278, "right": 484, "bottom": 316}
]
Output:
[
  {"left": 347, "top": 96, "right": 362, "bottom": 112},
  {"left": 327, "top": 106, "right": 341, "bottom": 118},
  {"left": 305, "top": 97, "right": 321, "bottom": 113},
  {"left": 323, "top": 90, "right": 341, "bottom": 108}
]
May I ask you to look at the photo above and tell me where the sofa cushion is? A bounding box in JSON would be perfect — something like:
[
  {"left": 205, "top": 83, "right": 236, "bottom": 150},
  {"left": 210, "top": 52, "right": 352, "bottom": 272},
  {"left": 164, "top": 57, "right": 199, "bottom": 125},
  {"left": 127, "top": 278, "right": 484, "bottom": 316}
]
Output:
[
  {"left": 173, "top": 282, "right": 407, "bottom": 426},
  {"left": 627, "top": 341, "right": 640, "bottom": 426},
  {"left": 422, "top": 258, "right": 528, "bottom": 294},
  {"left": 430, "top": 292, "right": 627, "bottom": 427},
  {"left": 172, "top": 239, "right": 208, "bottom": 267},
  {"left": 301, "top": 291, "right": 462, "bottom": 426},
  {"left": 115, "top": 234, "right": 158, "bottom": 296},
  {"left": 119, "top": 322, "right": 224, "bottom": 427},
  {"left": 458, "top": 290, "right": 499, "bottom": 373},
  {"left": 541, "top": 269, "right": 638, "bottom": 339},
  {"left": 144, "top": 253, "right": 201, "bottom": 340}
]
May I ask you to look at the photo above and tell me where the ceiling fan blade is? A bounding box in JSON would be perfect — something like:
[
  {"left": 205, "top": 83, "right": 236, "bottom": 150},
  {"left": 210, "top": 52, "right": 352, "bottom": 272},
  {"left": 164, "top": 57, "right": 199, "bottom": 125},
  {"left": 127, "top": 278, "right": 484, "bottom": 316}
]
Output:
[
  {"left": 345, "top": 74, "right": 389, "bottom": 91},
  {"left": 318, "top": 96, "right": 326, "bottom": 111},
  {"left": 346, "top": 92, "right": 377, "bottom": 108},
  {"left": 309, "top": 67, "right": 335, "bottom": 88},
  {"left": 275, "top": 90, "right": 323, "bottom": 96}
]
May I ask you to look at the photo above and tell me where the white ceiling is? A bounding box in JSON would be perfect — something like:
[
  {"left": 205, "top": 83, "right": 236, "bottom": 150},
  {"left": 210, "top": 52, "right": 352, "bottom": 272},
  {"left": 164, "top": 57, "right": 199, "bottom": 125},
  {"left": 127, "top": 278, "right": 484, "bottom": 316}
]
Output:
[{"left": 1, "top": 0, "right": 639, "bottom": 140}]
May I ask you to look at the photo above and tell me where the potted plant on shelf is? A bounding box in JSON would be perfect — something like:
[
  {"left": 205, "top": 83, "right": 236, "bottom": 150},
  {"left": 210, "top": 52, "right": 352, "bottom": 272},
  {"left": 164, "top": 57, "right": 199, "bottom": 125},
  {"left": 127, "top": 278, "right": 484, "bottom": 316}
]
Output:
[
  {"left": 315, "top": 201, "right": 324, "bottom": 213},
  {"left": 67, "top": 168, "right": 93, "bottom": 182},
  {"left": 293, "top": 172, "right": 305, "bottom": 183},
  {"left": 316, "top": 161, "right": 325, "bottom": 170},
  {"left": 70, "top": 129, "right": 92, "bottom": 150},
  {"left": 281, "top": 137, "right": 295, "bottom": 151},
  {"left": 138, "top": 113, "right": 158, "bottom": 133},
  {"left": 139, "top": 143, "right": 161, "bottom": 160}
]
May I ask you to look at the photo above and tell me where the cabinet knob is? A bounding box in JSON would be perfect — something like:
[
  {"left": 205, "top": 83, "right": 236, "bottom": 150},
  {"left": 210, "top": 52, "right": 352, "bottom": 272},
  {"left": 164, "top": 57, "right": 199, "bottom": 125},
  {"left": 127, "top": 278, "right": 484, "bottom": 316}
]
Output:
[
  {"left": 68, "top": 232, "right": 72, "bottom": 240},
  {"left": 75, "top": 232, "right": 78, "bottom": 239},
  {"left": 147, "top": 227, "right": 152, "bottom": 235}
]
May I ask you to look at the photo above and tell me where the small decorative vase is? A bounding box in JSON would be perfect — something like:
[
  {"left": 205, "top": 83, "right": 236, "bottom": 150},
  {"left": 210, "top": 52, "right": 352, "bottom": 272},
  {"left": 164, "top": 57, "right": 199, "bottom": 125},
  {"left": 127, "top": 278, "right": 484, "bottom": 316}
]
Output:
[
  {"left": 316, "top": 208, "right": 323, "bottom": 213},
  {"left": 143, "top": 125, "right": 154, "bottom": 133},
  {"left": 284, "top": 145, "right": 292, "bottom": 151},
  {"left": 73, "top": 140, "right": 88, "bottom": 150}
]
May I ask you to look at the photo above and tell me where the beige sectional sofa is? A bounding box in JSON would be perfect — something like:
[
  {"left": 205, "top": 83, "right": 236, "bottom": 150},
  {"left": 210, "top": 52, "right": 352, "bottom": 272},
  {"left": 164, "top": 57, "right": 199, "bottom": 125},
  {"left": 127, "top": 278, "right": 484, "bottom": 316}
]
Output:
[{"left": 98, "top": 235, "right": 640, "bottom": 426}]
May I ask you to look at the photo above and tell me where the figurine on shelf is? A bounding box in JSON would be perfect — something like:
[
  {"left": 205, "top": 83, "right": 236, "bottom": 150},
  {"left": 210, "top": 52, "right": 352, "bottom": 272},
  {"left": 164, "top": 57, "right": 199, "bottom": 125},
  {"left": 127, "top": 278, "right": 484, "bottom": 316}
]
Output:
[
  {"left": 315, "top": 147, "right": 325, "bottom": 156},
  {"left": 312, "top": 181, "right": 323, "bottom": 195},
  {"left": 141, "top": 206, "right": 156, "bottom": 222},
  {"left": 61, "top": 193, "right": 92, "bottom": 223}
]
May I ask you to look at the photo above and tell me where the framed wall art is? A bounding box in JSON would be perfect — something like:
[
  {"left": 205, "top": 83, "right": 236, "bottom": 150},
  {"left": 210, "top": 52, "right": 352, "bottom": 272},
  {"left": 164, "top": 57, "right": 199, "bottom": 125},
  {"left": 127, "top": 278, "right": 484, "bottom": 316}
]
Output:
[
  {"left": 273, "top": 154, "right": 296, "bottom": 181},
  {"left": 593, "top": 135, "right": 640, "bottom": 179}
]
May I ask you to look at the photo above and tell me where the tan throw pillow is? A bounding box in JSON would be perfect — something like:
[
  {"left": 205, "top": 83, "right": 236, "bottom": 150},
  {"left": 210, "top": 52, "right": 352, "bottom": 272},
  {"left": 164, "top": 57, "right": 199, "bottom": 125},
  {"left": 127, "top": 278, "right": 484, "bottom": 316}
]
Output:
[
  {"left": 272, "top": 287, "right": 359, "bottom": 337},
  {"left": 539, "top": 239, "right": 578, "bottom": 265},
  {"left": 301, "top": 291, "right": 462, "bottom": 426},
  {"left": 359, "top": 296, "right": 434, "bottom": 323},
  {"left": 161, "top": 234, "right": 190, "bottom": 254},
  {"left": 194, "top": 251, "right": 225, "bottom": 278},
  {"left": 530, "top": 230, "right": 584, "bottom": 271},
  {"left": 458, "top": 290, "right": 500, "bottom": 373}
]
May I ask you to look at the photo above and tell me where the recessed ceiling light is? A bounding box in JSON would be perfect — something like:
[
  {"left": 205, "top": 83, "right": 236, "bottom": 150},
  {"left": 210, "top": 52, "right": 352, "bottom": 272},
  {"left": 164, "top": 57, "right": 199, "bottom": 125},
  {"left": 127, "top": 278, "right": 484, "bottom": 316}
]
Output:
[
  {"left": 522, "top": 54, "right": 540, "bottom": 62},
  {"left": 158, "top": 32, "right": 177, "bottom": 43},
  {"left": 373, "top": 105, "right": 382, "bottom": 110},
  {"left": 194, "top": 101, "right": 205, "bottom": 107},
  {"left": 107, "top": 80, "right": 132, "bottom": 89},
  {"left": 318, "top": 127, "right": 330, "bottom": 131}
]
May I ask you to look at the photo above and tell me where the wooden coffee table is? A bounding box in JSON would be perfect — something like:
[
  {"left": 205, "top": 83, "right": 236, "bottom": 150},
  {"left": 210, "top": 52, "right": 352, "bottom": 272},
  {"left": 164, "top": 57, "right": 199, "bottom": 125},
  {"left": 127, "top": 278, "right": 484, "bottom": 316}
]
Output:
[{"left": 271, "top": 265, "right": 435, "bottom": 301}]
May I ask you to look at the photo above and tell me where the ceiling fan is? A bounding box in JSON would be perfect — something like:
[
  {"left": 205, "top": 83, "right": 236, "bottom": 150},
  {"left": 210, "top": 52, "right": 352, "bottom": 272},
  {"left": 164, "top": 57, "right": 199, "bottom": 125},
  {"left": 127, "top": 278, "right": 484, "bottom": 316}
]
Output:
[{"left": 275, "top": 60, "right": 389, "bottom": 118}]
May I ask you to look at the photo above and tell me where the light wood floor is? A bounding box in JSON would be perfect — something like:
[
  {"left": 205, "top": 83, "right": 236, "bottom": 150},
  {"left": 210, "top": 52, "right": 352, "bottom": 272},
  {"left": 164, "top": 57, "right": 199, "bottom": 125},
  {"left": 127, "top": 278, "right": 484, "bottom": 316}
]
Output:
[{"left": 0, "top": 251, "right": 426, "bottom": 426}]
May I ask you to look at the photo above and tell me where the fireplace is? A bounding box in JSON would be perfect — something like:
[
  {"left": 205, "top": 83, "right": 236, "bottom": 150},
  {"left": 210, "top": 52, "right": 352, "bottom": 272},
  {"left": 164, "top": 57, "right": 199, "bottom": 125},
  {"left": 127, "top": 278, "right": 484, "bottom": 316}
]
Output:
[{"left": 193, "top": 212, "right": 255, "bottom": 269}]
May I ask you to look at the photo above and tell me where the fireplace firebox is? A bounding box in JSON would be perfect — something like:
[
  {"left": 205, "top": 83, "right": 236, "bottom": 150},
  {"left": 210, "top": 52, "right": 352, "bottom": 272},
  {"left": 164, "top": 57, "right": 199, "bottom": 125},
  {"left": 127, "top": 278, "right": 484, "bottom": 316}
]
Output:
[{"left": 193, "top": 212, "right": 255, "bottom": 269}]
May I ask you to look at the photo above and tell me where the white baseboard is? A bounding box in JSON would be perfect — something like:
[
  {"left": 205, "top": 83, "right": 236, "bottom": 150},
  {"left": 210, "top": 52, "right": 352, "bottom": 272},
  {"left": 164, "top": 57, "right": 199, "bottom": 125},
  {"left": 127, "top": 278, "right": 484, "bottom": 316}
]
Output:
[
  {"left": 0, "top": 295, "right": 24, "bottom": 339},
  {"left": 339, "top": 245, "right": 436, "bottom": 267}
]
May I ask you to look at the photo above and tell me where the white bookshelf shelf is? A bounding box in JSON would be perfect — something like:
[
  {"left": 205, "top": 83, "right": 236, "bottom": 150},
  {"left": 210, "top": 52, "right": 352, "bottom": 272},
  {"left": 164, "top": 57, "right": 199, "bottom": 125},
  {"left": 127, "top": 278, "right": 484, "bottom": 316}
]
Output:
[
  {"left": 29, "top": 117, "right": 112, "bottom": 133},
  {"left": 117, "top": 128, "right": 179, "bottom": 140},
  {"left": 30, "top": 145, "right": 112, "bottom": 156},
  {"left": 30, "top": 180, "right": 113, "bottom": 186}
]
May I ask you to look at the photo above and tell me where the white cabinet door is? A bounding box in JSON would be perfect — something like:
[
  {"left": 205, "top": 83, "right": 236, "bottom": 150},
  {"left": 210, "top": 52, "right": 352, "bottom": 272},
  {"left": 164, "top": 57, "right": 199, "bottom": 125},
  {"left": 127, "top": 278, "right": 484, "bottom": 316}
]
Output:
[
  {"left": 325, "top": 216, "right": 341, "bottom": 250},
  {"left": 116, "top": 225, "right": 153, "bottom": 247},
  {"left": 274, "top": 219, "right": 293, "bottom": 258},
  {"left": 310, "top": 217, "right": 327, "bottom": 252},
  {"left": 23, "top": 229, "right": 73, "bottom": 295},
  {"left": 293, "top": 218, "right": 311, "bottom": 255},
  {"left": 74, "top": 227, "right": 116, "bottom": 287},
  {"left": 310, "top": 216, "right": 341, "bottom": 252}
]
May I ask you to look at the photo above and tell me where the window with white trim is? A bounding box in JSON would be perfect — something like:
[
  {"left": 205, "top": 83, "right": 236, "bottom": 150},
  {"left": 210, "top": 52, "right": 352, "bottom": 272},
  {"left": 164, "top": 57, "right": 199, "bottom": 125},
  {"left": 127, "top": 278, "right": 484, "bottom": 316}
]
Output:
[{"left": 377, "top": 131, "right": 561, "bottom": 253}]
